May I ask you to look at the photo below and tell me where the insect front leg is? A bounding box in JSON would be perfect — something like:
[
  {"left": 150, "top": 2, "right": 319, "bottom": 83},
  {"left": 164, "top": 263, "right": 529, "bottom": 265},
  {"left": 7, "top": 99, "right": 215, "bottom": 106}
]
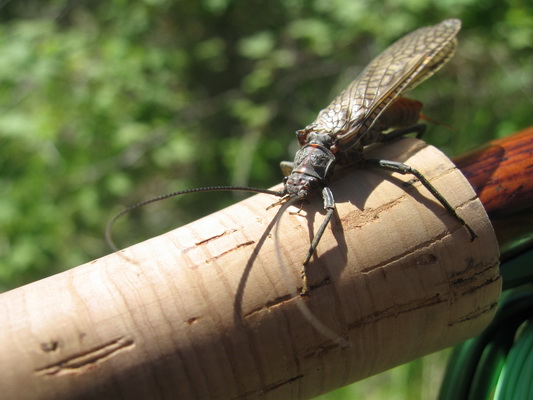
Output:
[
  {"left": 279, "top": 161, "right": 294, "bottom": 177},
  {"left": 301, "top": 186, "right": 335, "bottom": 295},
  {"left": 365, "top": 158, "right": 477, "bottom": 240}
]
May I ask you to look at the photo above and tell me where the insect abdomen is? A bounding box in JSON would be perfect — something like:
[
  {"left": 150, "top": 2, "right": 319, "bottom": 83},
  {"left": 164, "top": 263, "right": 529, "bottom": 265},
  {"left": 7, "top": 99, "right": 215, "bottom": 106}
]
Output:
[{"left": 372, "top": 97, "right": 423, "bottom": 133}]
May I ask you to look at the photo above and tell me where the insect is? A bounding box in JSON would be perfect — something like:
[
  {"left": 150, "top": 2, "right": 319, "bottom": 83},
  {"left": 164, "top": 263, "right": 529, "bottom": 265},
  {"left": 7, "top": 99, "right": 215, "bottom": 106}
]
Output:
[{"left": 106, "top": 18, "right": 475, "bottom": 288}]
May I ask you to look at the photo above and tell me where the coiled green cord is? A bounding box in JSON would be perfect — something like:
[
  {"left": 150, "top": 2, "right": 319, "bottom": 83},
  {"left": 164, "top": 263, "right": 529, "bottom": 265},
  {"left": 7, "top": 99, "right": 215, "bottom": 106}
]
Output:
[
  {"left": 439, "top": 248, "right": 533, "bottom": 400},
  {"left": 494, "top": 318, "right": 533, "bottom": 399}
]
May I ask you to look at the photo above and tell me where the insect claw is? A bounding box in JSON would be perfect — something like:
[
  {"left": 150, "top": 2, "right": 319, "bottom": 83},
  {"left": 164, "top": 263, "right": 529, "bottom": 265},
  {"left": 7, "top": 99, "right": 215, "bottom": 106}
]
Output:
[
  {"left": 300, "top": 268, "right": 310, "bottom": 296},
  {"left": 465, "top": 223, "right": 478, "bottom": 241}
]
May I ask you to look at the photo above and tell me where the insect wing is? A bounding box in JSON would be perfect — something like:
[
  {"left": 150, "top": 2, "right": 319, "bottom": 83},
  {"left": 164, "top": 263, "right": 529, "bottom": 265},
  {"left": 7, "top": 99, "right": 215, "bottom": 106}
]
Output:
[{"left": 306, "top": 19, "right": 461, "bottom": 152}]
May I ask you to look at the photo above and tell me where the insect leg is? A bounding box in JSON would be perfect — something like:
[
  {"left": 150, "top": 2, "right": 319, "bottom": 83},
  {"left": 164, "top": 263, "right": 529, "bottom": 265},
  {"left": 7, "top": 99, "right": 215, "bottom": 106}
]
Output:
[
  {"left": 301, "top": 186, "right": 335, "bottom": 293},
  {"left": 279, "top": 161, "right": 294, "bottom": 177},
  {"left": 273, "top": 193, "right": 349, "bottom": 347},
  {"left": 379, "top": 123, "right": 427, "bottom": 142},
  {"left": 303, "top": 187, "right": 335, "bottom": 265},
  {"left": 365, "top": 158, "right": 477, "bottom": 240}
]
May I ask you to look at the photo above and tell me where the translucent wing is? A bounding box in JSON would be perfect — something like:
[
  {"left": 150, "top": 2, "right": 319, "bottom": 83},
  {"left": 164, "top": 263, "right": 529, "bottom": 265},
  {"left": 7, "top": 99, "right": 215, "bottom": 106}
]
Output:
[{"left": 301, "top": 19, "right": 461, "bottom": 152}]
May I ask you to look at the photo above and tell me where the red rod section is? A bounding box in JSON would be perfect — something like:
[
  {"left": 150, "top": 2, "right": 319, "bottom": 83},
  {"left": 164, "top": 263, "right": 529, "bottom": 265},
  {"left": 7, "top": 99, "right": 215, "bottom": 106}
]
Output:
[{"left": 453, "top": 127, "right": 533, "bottom": 260}]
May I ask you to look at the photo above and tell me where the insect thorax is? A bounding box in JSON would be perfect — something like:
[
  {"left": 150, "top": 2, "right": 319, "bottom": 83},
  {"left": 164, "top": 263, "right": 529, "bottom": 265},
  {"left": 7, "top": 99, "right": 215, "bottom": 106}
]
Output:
[{"left": 291, "top": 142, "right": 336, "bottom": 183}]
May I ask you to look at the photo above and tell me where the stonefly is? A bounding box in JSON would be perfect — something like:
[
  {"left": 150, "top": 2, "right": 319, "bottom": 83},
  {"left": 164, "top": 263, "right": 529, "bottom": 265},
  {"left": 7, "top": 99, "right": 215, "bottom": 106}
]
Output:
[{"left": 106, "top": 18, "right": 475, "bottom": 295}]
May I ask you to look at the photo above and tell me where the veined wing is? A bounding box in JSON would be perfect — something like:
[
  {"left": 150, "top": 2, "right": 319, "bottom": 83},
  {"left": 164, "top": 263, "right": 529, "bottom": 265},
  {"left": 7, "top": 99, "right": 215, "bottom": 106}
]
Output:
[{"left": 304, "top": 19, "right": 461, "bottom": 152}]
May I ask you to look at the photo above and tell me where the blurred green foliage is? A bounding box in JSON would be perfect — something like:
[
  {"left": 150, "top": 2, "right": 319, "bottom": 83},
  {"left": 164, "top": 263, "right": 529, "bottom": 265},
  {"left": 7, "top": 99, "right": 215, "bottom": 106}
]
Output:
[{"left": 0, "top": 1, "right": 531, "bottom": 398}]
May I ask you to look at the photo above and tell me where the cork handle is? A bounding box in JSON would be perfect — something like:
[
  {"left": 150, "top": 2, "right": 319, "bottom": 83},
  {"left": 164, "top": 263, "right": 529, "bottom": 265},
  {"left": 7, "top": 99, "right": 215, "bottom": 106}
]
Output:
[{"left": 0, "top": 138, "right": 501, "bottom": 400}]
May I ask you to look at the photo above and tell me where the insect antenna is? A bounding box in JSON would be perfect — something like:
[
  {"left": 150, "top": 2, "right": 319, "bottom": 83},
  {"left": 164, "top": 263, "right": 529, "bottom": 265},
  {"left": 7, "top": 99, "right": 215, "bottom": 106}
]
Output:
[
  {"left": 106, "top": 185, "right": 283, "bottom": 252},
  {"left": 273, "top": 194, "right": 349, "bottom": 348}
]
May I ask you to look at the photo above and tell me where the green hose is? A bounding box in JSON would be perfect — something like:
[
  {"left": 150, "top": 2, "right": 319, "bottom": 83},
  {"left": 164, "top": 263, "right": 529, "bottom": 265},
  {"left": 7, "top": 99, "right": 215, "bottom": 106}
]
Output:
[
  {"left": 439, "top": 248, "right": 533, "bottom": 400},
  {"left": 494, "top": 318, "right": 533, "bottom": 399}
]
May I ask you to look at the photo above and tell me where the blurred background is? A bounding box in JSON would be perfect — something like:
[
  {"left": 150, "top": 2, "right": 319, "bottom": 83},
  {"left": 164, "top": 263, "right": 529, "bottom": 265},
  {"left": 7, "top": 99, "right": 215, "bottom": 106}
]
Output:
[{"left": 1, "top": 1, "right": 531, "bottom": 398}]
